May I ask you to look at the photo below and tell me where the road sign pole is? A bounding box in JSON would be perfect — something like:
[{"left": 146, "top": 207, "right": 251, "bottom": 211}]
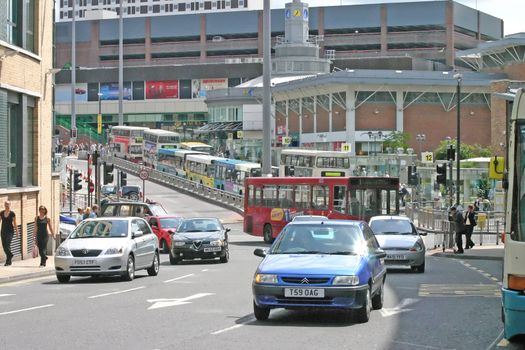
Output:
[
  {"left": 143, "top": 179, "right": 146, "bottom": 202},
  {"left": 69, "top": 168, "right": 73, "bottom": 214}
]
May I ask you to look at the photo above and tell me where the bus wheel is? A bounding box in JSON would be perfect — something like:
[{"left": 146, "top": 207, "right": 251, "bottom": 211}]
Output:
[{"left": 263, "top": 224, "right": 274, "bottom": 244}]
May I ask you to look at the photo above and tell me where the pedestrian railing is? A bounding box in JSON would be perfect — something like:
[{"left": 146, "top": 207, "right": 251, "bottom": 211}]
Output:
[{"left": 105, "top": 156, "right": 244, "bottom": 215}]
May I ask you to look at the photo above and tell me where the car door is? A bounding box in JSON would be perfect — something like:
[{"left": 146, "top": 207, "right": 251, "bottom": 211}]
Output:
[
  {"left": 362, "top": 223, "right": 386, "bottom": 295},
  {"left": 137, "top": 219, "right": 156, "bottom": 267},
  {"left": 131, "top": 219, "right": 148, "bottom": 268}
]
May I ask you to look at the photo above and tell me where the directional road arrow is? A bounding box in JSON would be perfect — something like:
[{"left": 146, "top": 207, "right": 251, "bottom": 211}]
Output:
[{"left": 147, "top": 293, "right": 215, "bottom": 310}]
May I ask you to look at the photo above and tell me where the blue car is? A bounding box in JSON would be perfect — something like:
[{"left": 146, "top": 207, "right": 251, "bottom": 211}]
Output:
[{"left": 252, "top": 220, "right": 387, "bottom": 322}]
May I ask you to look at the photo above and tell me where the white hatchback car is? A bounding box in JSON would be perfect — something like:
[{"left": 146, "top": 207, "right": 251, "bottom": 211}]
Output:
[
  {"left": 55, "top": 217, "right": 160, "bottom": 282},
  {"left": 369, "top": 216, "right": 426, "bottom": 273}
]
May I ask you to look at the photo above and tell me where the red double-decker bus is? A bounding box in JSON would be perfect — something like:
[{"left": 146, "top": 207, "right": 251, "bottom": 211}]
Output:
[{"left": 244, "top": 177, "right": 400, "bottom": 243}]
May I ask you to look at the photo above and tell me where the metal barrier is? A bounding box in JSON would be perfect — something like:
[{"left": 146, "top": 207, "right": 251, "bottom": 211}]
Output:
[{"left": 106, "top": 156, "right": 244, "bottom": 215}]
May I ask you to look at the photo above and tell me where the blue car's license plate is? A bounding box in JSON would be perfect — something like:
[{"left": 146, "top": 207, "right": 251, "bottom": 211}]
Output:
[{"left": 284, "top": 288, "right": 325, "bottom": 298}]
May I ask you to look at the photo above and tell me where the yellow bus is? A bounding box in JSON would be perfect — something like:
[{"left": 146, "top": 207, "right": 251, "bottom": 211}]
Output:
[
  {"left": 185, "top": 154, "right": 223, "bottom": 187},
  {"left": 180, "top": 142, "right": 214, "bottom": 154}
]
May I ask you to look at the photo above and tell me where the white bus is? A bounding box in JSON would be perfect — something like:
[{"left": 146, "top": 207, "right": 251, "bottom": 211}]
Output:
[
  {"left": 502, "top": 88, "right": 525, "bottom": 340},
  {"left": 157, "top": 148, "right": 205, "bottom": 177},
  {"left": 109, "top": 126, "right": 149, "bottom": 162},
  {"left": 279, "top": 149, "right": 352, "bottom": 177},
  {"left": 180, "top": 142, "right": 214, "bottom": 154},
  {"left": 143, "top": 129, "right": 181, "bottom": 168}
]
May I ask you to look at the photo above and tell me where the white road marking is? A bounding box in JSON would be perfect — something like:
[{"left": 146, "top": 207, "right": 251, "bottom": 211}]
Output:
[
  {"left": 211, "top": 324, "right": 245, "bottom": 335},
  {"left": 393, "top": 341, "right": 454, "bottom": 350},
  {"left": 163, "top": 274, "right": 194, "bottom": 283},
  {"left": 0, "top": 294, "right": 15, "bottom": 298},
  {"left": 0, "top": 304, "right": 54, "bottom": 316},
  {"left": 201, "top": 269, "right": 209, "bottom": 272},
  {"left": 88, "top": 286, "right": 146, "bottom": 299},
  {"left": 147, "top": 293, "right": 214, "bottom": 310},
  {"left": 380, "top": 298, "right": 419, "bottom": 317},
  {"left": 211, "top": 316, "right": 256, "bottom": 335},
  {"left": 486, "top": 329, "right": 505, "bottom": 349}
]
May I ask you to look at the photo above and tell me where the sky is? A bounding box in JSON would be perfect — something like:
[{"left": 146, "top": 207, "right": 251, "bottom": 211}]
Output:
[{"left": 273, "top": 0, "right": 524, "bottom": 35}]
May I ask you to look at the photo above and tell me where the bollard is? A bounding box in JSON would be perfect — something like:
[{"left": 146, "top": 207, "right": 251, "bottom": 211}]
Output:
[{"left": 496, "top": 221, "right": 500, "bottom": 245}]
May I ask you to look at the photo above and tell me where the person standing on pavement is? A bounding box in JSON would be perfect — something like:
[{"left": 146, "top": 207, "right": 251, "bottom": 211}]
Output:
[
  {"left": 34, "top": 206, "right": 55, "bottom": 267},
  {"left": 0, "top": 201, "right": 19, "bottom": 266},
  {"left": 91, "top": 205, "right": 99, "bottom": 218},
  {"left": 464, "top": 204, "right": 476, "bottom": 250},
  {"left": 450, "top": 206, "right": 465, "bottom": 254}
]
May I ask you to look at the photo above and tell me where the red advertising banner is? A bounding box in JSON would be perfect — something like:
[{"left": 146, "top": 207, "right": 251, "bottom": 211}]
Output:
[{"left": 145, "top": 80, "right": 179, "bottom": 99}]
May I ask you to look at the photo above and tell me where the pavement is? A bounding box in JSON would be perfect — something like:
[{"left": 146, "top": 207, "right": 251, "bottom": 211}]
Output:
[
  {"left": 429, "top": 243, "right": 504, "bottom": 261},
  {"left": 0, "top": 257, "right": 55, "bottom": 284}
]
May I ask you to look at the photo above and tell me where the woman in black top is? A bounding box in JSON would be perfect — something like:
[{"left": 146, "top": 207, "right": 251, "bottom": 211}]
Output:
[
  {"left": 1, "top": 201, "right": 19, "bottom": 266},
  {"left": 34, "top": 206, "right": 55, "bottom": 267}
]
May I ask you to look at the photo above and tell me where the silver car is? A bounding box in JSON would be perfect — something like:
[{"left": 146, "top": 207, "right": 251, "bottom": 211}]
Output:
[
  {"left": 55, "top": 217, "right": 160, "bottom": 283},
  {"left": 369, "top": 216, "right": 426, "bottom": 273},
  {"left": 292, "top": 215, "right": 329, "bottom": 222}
]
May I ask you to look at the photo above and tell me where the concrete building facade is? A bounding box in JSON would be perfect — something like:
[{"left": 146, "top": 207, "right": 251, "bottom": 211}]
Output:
[{"left": 0, "top": 0, "right": 59, "bottom": 262}]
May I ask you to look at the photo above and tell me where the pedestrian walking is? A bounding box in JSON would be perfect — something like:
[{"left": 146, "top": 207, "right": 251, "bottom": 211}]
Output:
[
  {"left": 91, "top": 205, "right": 99, "bottom": 218},
  {"left": 83, "top": 207, "right": 92, "bottom": 220},
  {"left": 464, "top": 204, "right": 477, "bottom": 249},
  {"left": 450, "top": 206, "right": 465, "bottom": 254},
  {"left": 0, "top": 201, "right": 19, "bottom": 266},
  {"left": 34, "top": 206, "right": 55, "bottom": 267},
  {"left": 75, "top": 207, "right": 84, "bottom": 225}
]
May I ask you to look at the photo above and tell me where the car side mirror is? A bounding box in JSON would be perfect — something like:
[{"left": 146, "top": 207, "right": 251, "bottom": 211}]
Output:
[
  {"left": 375, "top": 249, "right": 387, "bottom": 259},
  {"left": 253, "top": 248, "right": 267, "bottom": 258},
  {"left": 226, "top": 228, "right": 231, "bottom": 233},
  {"left": 419, "top": 231, "right": 427, "bottom": 236},
  {"left": 168, "top": 230, "right": 174, "bottom": 235},
  {"left": 133, "top": 230, "right": 143, "bottom": 239}
]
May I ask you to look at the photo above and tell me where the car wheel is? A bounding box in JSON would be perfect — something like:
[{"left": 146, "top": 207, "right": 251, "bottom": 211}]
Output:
[
  {"left": 220, "top": 248, "right": 229, "bottom": 263},
  {"left": 253, "top": 301, "right": 270, "bottom": 321},
  {"left": 147, "top": 251, "right": 160, "bottom": 276},
  {"left": 56, "top": 274, "right": 71, "bottom": 283},
  {"left": 169, "top": 252, "right": 180, "bottom": 265},
  {"left": 129, "top": 192, "right": 139, "bottom": 201},
  {"left": 372, "top": 278, "right": 384, "bottom": 310},
  {"left": 355, "top": 287, "right": 371, "bottom": 323},
  {"left": 263, "top": 224, "right": 274, "bottom": 244},
  {"left": 412, "top": 262, "right": 425, "bottom": 273},
  {"left": 122, "top": 255, "right": 135, "bottom": 281},
  {"left": 161, "top": 240, "right": 169, "bottom": 254}
]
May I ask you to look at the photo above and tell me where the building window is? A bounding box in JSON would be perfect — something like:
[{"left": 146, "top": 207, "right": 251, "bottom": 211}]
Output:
[
  {"left": 140, "top": 5, "right": 147, "bottom": 13},
  {"left": 7, "top": 0, "right": 19, "bottom": 47},
  {"left": 204, "top": 1, "right": 211, "bottom": 9},
  {"left": 92, "top": 0, "right": 99, "bottom": 5},
  {"left": 153, "top": 4, "right": 160, "bottom": 13},
  {"left": 231, "top": 0, "right": 238, "bottom": 8}
]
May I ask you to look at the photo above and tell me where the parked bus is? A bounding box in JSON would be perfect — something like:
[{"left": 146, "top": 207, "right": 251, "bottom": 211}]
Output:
[
  {"left": 180, "top": 142, "right": 214, "bottom": 154},
  {"left": 214, "top": 159, "right": 243, "bottom": 193},
  {"left": 143, "top": 129, "right": 181, "bottom": 168},
  {"left": 280, "top": 149, "right": 352, "bottom": 177},
  {"left": 502, "top": 88, "right": 525, "bottom": 340},
  {"left": 244, "top": 176, "right": 399, "bottom": 242},
  {"left": 109, "top": 126, "right": 149, "bottom": 162},
  {"left": 156, "top": 148, "right": 205, "bottom": 177},
  {"left": 185, "top": 154, "right": 223, "bottom": 187}
]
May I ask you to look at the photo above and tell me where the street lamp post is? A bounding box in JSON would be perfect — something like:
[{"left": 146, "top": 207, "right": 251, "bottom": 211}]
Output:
[
  {"left": 118, "top": 0, "right": 124, "bottom": 126},
  {"left": 416, "top": 134, "right": 426, "bottom": 161},
  {"left": 453, "top": 73, "right": 462, "bottom": 205}
]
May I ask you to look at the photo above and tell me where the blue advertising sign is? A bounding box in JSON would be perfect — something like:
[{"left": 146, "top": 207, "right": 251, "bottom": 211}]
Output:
[{"left": 100, "top": 82, "right": 132, "bottom": 101}]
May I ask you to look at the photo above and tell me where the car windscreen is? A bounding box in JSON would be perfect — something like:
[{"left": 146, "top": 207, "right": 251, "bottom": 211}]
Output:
[
  {"left": 177, "top": 219, "right": 221, "bottom": 233},
  {"left": 150, "top": 204, "right": 167, "bottom": 216},
  {"left": 160, "top": 218, "right": 180, "bottom": 228},
  {"left": 70, "top": 220, "right": 129, "bottom": 239},
  {"left": 271, "top": 224, "right": 366, "bottom": 255},
  {"left": 369, "top": 219, "right": 414, "bottom": 235}
]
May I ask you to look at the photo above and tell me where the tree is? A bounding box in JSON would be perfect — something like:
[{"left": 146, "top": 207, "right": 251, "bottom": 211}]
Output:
[
  {"left": 383, "top": 131, "right": 410, "bottom": 153},
  {"left": 434, "top": 140, "right": 491, "bottom": 160}
]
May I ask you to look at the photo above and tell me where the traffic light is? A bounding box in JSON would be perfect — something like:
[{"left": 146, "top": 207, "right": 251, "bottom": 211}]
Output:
[
  {"left": 73, "top": 170, "right": 83, "bottom": 191},
  {"left": 436, "top": 163, "right": 447, "bottom": 185},
  {"left": 104, "top": 162, "right": 114, "bottom": 185},
  {"left": 120, "top": 171, "right": 127, "bottom": 186},
  {"left": 447, "top": 145, "right": 455, "bottom": 161},
  {"left": 408, "top": 166, "right": 418, "bottom": 186}
]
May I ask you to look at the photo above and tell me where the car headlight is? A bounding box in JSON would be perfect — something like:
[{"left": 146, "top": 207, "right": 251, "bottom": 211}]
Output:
[
  {"left": 410, "top": 242, "right": 424, "bottom": 252},
  {"left": 254, "top": 274, "right": 278, "bottom": 284},
  {"left": 209, "top": 240, "right": 224, "bottom": 247},
  {"left": 56, "top": 246, "right": 71, "bottom": 257},
  {"left": 104, "top": 247, "right": 124, "bottom": 255},
  {"left": 333, "top": 275, "right": 359, "bottom": 286},
  {"left": 173, "top": 241, "right": 186, "bottom": 247}
]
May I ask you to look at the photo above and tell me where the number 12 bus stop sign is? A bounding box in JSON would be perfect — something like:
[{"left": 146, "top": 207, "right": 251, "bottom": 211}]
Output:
[{"left": 139, "top": 169, "right": 150, "bottom": 181}]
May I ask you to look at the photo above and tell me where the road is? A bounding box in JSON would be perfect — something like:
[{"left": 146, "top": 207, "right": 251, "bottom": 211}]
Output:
[{"left": 23, "top": 162, "right": 515, "bottom": 349}]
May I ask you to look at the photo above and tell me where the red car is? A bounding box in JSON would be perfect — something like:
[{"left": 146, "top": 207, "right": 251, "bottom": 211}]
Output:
[{"left": 148, "top": 216, "right": 182, "bottom": 253}]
